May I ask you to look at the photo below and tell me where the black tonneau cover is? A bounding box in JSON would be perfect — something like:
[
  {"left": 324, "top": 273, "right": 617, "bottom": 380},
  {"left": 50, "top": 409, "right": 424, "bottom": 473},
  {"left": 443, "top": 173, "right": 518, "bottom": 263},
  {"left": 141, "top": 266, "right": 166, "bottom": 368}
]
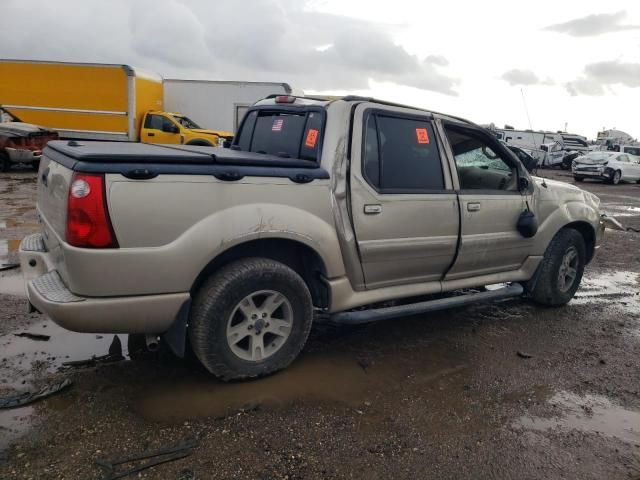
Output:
[{"left": 45, "top": 141, "right": 328, "bottom": 183}]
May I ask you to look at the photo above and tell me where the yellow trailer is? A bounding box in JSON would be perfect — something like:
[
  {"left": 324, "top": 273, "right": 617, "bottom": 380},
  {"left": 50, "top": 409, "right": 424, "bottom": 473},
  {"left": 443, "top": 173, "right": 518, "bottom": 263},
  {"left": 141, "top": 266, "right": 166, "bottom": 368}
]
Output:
[{"left": 0, "top": 60, "right": 163, "bottom": 142}]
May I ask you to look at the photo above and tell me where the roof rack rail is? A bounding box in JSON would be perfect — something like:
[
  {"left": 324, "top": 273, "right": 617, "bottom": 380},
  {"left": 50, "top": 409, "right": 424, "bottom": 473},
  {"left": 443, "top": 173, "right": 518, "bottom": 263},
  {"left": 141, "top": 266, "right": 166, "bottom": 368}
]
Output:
[{"left": 260, "top": 94, "right": 474, "bottom": 125}]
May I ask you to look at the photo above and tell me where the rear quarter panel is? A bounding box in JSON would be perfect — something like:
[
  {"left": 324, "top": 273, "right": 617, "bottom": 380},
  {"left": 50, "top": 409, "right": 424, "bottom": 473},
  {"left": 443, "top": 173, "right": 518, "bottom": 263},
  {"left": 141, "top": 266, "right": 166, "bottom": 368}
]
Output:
[{"left": 58, "top": 175, "right": 344, "bottom": 297}]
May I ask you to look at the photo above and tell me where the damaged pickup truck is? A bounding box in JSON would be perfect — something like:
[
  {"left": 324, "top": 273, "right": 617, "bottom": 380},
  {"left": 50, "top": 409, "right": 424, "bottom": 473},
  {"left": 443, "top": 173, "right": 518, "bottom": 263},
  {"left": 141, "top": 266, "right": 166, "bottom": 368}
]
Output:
[
  {"left": 20, "top": 95, "right": 607, "bottom": 380},
  {"left": 0, "top": 115, "right": 58, "bottom": 171}
]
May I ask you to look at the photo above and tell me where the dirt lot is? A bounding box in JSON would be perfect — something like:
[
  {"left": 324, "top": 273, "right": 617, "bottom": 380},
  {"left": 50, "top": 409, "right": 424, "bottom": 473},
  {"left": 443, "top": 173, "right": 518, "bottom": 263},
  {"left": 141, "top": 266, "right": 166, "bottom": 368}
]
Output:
[{"left": 1, "top": 168, "right": 639, "bottom": 479}]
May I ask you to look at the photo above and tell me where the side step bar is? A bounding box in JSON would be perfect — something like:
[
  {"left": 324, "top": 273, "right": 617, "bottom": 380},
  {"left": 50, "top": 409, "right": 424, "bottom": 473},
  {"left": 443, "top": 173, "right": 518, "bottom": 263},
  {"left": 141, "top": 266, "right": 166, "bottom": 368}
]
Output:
[{"left": 330, "top": 283, "right": 524, "bottom": 325}]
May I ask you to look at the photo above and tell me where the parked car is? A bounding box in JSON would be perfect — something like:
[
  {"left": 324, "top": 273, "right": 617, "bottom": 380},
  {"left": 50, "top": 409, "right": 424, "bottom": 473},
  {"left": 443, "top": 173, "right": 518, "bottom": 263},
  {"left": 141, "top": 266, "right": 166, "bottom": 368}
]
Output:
[
  {"left": 505, "top": 144, "right": 538, "bottom": 172},
  {"left": 20, "top": 95, "right": 608, "bottom": 380},
  {"left": 572, "top": 151, "right": 640, "bottom": 184},
  {"left": 0, "top": 121, "right": 58, "bottom": 171}
]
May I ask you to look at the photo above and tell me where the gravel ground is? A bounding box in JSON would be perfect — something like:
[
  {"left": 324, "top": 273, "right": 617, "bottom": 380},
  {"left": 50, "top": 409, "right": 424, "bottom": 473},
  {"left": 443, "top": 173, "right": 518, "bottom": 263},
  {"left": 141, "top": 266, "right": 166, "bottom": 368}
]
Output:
[{"left": 0, "top": 168, "right": 639, "bottom": 480}]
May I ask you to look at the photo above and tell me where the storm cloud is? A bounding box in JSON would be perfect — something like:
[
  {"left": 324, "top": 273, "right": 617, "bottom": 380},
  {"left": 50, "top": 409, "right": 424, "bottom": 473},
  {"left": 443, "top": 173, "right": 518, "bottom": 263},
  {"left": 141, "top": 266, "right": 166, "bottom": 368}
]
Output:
[
  {"left": 0, "top": 0, "right": 458, "bottom": 95},
  {"left": 566, "top": 60, "right": 640, "bottom": 95},
  {"left": 544, "top": 11, "right": 640, "bottom": 37}
]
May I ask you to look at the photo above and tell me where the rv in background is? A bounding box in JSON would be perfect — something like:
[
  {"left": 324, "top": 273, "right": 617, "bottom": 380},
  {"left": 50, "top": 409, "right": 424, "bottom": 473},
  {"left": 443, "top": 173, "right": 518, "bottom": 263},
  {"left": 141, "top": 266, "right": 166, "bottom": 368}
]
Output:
[{"left": 163, "top": 80, "right": 294, "bottom": 132}]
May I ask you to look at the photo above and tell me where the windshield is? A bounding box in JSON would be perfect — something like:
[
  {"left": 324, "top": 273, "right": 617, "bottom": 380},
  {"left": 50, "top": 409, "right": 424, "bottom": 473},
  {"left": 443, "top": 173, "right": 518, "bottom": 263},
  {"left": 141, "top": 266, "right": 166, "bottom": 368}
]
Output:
[{"left": 171, "top": 115, "right": 200, "bottom": 129}]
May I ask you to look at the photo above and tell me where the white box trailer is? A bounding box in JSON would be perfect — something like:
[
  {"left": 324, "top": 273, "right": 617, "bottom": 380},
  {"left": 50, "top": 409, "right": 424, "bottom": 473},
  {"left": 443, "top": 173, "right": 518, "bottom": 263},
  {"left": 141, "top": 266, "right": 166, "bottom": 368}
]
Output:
[{"left": 163, "top": 80, "right": 293, "bottom": 133}]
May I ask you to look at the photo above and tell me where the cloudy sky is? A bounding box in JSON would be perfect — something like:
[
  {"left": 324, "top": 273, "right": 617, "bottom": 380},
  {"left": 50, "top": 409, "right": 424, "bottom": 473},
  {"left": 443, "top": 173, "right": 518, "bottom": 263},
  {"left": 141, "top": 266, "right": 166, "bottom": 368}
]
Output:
[{"left": 1, "top": 0, "right": 639, "bottom": 138}]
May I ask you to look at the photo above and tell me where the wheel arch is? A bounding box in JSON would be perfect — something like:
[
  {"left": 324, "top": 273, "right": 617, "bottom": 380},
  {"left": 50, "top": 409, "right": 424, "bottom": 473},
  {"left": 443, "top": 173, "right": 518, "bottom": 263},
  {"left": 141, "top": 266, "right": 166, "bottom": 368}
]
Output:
[
  {"left": 564, "top": 221, "right": 596, "bottom": 264},
  {"left": 190, "top": 237, "right": 330, "bottom": 309},
  {"left": 186, "top": 139, "right": 214, "bottom": 146}
]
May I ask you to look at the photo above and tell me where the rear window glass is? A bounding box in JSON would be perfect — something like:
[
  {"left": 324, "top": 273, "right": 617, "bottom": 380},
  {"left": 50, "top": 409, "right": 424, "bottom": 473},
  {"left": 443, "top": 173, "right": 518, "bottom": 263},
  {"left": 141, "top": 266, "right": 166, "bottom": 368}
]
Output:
[{"left": 235, "top": 109, "right": 324, "bottom": 161}]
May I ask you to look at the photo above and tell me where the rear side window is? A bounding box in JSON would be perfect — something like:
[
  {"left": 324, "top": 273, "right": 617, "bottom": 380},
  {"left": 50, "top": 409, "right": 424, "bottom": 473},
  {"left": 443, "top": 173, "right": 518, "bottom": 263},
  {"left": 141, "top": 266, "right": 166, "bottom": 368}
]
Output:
[
  {"left": 363, "top": 113, "right": 444, "bottom": 192},
  {"left": 235, "top": 109, "right": 324, "bottom": 161}
]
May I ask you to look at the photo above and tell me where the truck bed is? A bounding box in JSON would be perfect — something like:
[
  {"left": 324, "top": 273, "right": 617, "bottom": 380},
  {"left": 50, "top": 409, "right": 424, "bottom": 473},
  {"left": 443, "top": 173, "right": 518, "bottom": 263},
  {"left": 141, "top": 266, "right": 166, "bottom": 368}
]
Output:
[{"left": 45, "top": 141, "right": 329, "bottom": 182}]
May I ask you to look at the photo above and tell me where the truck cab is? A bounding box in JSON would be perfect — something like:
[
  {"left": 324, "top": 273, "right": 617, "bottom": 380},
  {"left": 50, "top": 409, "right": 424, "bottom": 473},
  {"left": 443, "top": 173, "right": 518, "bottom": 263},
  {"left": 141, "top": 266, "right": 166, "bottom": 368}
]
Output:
[{"left": 139, "top": 111, "right": 233, "bottom": 146}]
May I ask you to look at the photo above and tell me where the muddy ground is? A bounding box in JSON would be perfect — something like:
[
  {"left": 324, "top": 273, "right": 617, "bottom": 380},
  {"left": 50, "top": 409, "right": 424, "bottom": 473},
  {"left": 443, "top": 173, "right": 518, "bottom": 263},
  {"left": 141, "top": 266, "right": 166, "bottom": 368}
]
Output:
[{"left": 1, "top": 167, "right": 639, "bottom": 479}]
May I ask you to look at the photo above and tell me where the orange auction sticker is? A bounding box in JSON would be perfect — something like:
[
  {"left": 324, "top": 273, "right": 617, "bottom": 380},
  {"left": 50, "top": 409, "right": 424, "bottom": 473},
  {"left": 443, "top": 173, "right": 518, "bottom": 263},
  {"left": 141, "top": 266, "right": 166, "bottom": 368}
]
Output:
[
  {"left": 415, "top": 128, "right": 429, "bottom": 144},
  {"left": 305, "top": 129, "right": 319, "bottom": 148}
]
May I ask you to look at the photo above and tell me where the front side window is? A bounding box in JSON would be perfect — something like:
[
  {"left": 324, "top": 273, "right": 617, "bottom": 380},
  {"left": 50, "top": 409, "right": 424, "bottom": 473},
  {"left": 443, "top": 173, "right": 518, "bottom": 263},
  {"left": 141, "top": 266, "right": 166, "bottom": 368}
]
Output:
[
  {"left": 363, "top": 113, "right": 444, "bottom": 192},
  {"left": 445, "top": 126, "right": 518, "bottom": 192},
  {"left": 172, "top": 115, "right": 200, "bottom": 129},
  {"left": 144, "top": 114, "right": 163, "bottom": 130}
]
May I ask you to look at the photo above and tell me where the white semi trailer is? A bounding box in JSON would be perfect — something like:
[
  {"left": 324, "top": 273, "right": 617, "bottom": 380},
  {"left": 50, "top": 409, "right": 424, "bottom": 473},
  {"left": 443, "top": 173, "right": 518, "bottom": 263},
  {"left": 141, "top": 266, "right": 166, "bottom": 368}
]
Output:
[{"left": 163, "top": 80, "right": 294, "bottom": 133}]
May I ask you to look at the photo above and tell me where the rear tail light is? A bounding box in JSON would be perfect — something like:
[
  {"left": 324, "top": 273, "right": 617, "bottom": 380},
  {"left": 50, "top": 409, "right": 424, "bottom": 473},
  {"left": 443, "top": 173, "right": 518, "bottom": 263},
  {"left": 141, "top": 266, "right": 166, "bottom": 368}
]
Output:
[{"left": 66, "top": 173, "right": 118, "bottom": 248}]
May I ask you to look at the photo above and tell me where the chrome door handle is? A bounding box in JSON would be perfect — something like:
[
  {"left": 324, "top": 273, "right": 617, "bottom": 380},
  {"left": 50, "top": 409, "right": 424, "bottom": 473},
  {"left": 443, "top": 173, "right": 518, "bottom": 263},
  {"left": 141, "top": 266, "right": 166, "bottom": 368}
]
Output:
[
  {"left": 467, "top": 202, "right": 481, "bottom": 212},
  {"left": 364, "top": 204, "right": 382, "bottom": 214}
]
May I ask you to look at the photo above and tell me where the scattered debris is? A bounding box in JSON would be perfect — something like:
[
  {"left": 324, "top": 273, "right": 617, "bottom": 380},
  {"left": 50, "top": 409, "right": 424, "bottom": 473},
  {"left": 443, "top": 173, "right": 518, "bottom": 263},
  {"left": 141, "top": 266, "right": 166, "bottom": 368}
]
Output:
[
  {"left": 62, "top": 336, "right": 125, "bottom": 368},
  {"left": 517, "top": 351, "right": 533, "bottom": 359},
  {"left": 0, "top": 379, "right": 72, "bottom": 409},
  {"left": 95, "top": 439, "right": 198, "bottom": 480},
  {"left": 14, "top": 332, "right": 50, "bottom": 341},
  {"left": 0, "top": 263, "right": 20, "bottom": 271}
]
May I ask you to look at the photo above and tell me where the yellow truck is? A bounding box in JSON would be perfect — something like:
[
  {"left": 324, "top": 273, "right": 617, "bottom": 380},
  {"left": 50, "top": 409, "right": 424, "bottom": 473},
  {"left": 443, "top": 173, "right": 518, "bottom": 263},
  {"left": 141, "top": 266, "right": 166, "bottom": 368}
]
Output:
[{"left": 0, "top": 60, "right": 233, "bottom": 145}]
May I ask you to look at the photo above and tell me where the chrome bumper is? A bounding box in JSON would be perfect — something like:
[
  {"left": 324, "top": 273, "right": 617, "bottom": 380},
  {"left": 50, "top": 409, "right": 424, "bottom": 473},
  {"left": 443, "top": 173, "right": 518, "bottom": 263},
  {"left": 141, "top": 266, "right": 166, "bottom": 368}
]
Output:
[{"left": 5, "top": 147, "right": 42, "bottom": 164}]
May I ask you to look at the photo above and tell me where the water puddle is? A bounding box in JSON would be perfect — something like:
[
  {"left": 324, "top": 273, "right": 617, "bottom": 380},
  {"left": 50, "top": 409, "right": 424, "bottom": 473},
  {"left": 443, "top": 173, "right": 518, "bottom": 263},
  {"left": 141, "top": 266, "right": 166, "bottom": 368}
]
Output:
[
  {"left": 135, "top": 346, "right": 468, "bottom": 423},
  {"left": 0, "top": 270, "right": 26, "bottom": 297},
  {"left": 517, "top": 391, "right": 640, "bottom": 444},
  {"left": 0, "top": 406, "right": 34, "bottom": 452},
  {"left": 573, "top": 271, "right": 640, "bottom": 315},
  {"left": 602, "top": 204, "right": 640, "bottom": 218},
  {"left": 0, "top": 319, "right": 129, "bottom": 389}
]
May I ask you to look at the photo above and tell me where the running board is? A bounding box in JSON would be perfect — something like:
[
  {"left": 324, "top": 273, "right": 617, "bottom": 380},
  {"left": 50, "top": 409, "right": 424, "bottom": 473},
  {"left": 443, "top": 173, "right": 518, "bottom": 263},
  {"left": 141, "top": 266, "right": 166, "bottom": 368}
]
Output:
[{"left": 329, "top": 283, "right": 524, "bottom": 325}]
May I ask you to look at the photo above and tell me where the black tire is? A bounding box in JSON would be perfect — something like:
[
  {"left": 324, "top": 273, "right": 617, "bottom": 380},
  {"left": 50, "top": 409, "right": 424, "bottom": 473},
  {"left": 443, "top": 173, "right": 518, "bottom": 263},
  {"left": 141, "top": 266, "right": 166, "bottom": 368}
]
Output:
[
  {"left": 189, "top": 257, "right": 313, "bottom": 380},
  {"left": 530, "top": 228, "right": 586, "bottom": 307},
  {"left": 31, "top": 160, "right": 40, "bottom": 171},
  {"left": 609, "top": 170, "right": 622, "bottom": 185},
  {"left": 0, "top": 152, "right": 11, "bottom": 172},
  {"left": 574, "top": 176, "right": 584, "bottom": 182}
]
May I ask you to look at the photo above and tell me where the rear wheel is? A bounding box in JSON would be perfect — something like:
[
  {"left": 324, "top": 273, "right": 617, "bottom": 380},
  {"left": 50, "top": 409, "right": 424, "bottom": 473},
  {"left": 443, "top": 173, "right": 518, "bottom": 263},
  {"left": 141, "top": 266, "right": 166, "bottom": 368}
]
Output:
[
  {"left": 189, "top": 257, "right": 313, "bottom": 380},
  {"left": 530, "top": 229, "right": 586, "bottom": 306}
]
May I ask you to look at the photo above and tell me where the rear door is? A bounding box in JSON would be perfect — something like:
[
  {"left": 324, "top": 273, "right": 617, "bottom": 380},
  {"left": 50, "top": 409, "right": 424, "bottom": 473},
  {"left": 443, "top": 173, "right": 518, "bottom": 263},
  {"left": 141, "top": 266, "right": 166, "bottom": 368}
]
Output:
[
  {"left": 350, "top": 104, "right": 459, "bottom": 289},
  {"left": 442, "top": 123, "right": 532, "bottom": 280}
]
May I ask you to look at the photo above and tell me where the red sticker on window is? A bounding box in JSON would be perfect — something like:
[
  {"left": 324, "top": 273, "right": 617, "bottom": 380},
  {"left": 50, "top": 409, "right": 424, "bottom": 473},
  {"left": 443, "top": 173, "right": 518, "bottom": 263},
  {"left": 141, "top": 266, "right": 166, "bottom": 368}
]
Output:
[
  {"left": 416, "top": 128, "right": 429, "bottom": 144},
  {"left": 305, "top": 128, "right": 319, "bottom": 148}
]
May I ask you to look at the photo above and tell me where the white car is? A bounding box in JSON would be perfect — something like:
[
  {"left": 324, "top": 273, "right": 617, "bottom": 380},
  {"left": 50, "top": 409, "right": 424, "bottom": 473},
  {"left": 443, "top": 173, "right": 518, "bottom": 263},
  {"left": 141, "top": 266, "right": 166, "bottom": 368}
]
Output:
[{"left": 572, "top": 151, "right": 640, "bottom": 185}]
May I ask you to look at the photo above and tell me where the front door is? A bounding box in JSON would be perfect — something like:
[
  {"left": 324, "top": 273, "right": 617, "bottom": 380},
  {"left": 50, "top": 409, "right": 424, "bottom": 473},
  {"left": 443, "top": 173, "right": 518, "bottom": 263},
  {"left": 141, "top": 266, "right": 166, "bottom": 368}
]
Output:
[
  {"left": 442, "top": 124, "right": 533, "bottom": 280},
  {"left": 350, "top": 104, "right": 460, "bottom": 289}
]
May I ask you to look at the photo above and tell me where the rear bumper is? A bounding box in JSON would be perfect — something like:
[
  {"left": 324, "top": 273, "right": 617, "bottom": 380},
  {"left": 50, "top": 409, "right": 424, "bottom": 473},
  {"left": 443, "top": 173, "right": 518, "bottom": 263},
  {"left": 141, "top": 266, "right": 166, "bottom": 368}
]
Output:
[
  {"left": 19, "top": 233, "right": 189, "bottom": 334},
  {"left": 5, "top": 147, "right": 42, "bottom": 164}
]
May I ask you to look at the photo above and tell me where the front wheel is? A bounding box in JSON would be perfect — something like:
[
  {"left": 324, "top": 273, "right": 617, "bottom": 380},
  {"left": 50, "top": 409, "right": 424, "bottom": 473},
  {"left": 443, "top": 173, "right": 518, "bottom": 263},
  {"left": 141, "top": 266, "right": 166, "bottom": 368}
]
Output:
[
  {"left": 574, "top": 176, "right": 584, "bottom": 182},
  {"left": 189, "top": 257, "right": 313, "bottom": 380},
  {"left": 530, "top": 229, "right": 586, "bottom": 306},
  {"left": 609, "top": 170, "right": 622, "bottom": 185}
]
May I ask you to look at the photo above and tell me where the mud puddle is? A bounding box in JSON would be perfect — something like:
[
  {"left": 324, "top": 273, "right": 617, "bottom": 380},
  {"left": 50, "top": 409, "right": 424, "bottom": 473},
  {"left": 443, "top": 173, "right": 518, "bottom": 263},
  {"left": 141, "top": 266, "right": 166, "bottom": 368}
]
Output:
[
  {"left": 517, "top": 391, "right": 640, "bottom": 444},
  {"left": 573, "top": 270, "right": 640, "bottom": 315},
  {"left": 0, "top": 319, "right": 129, "bottom": 389},
  {"left": 602, "top": 205, "right": 640, "bottom": 218},
  {"left": 135, "top": 343, "right": 468, "bottom": 423},
  {"left": 0, "top": 406, "right": 34, "bottom": 453}
]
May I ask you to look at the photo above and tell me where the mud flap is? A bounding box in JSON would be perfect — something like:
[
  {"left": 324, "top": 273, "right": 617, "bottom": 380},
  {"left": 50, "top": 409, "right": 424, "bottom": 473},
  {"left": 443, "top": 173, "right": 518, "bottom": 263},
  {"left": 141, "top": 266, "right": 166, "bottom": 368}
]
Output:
[{"left": 162, "top": 298, "right": 191, "bottom": 358}]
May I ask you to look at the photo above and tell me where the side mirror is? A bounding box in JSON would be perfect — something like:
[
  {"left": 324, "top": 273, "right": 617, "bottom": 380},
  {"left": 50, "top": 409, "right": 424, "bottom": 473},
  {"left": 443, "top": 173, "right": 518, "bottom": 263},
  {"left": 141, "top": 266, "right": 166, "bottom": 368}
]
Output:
[
  {"left": 518, "top": 176, "right": 530, "bottom": 192},
  {"left": 163, "top": 123, "right": 179, "bottom": 134}
]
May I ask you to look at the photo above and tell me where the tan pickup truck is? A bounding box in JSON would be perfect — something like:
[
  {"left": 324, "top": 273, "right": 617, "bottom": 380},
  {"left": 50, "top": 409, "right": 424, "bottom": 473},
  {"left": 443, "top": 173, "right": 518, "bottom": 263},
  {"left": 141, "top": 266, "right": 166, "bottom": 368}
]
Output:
[{"left": 20, "top": 95, "right": 607, "bottom": 380}]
